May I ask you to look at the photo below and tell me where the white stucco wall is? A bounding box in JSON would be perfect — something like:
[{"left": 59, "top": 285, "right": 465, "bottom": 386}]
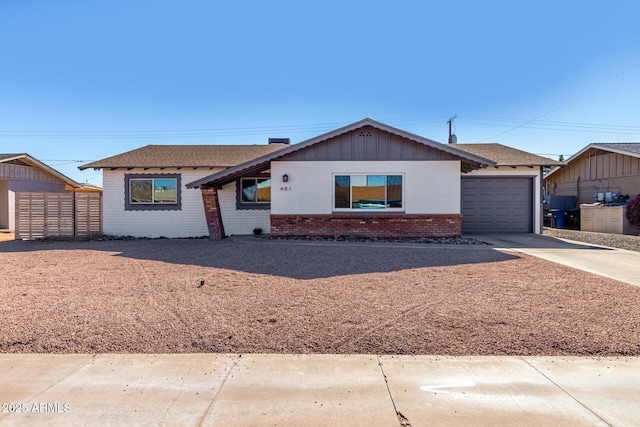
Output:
[
  {"left": 218, "top": 182, "right": 272, "bottom": 235},
  {"left": 463, "top": 166, "right": 543, "bottom": 233},
  {"left": 270, "top": 161, "right": 462, "bottom": 215},
  {"left": 102, "top": 169, "right": 212, "bottom": 238}
]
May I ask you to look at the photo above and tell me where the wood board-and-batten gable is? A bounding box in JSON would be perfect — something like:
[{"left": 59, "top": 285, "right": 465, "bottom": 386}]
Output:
[
  {"left": 0, "top": 154, "right": 81, "bottom": 188},
  {"left": 186, "top": 119, "right": 495, "bottom": 190},
  {"left": 0, "top": 162, "right": 66, "bottom": 184},
  {"left": 279, "top": 125, "right": 459, "bottom": 162}
]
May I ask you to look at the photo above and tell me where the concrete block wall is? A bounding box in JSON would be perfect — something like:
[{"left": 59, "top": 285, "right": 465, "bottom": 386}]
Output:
[
  {"left": 217, "top": 183, "right": 271, "bottom": 236},
  {"left": 102, "top": 169, "right": 211, "bottom": 238}
]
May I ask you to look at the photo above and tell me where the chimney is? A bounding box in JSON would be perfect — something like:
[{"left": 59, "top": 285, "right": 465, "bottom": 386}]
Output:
[{"left": 268, "top": 138, "right": 291, "bottom": 145}]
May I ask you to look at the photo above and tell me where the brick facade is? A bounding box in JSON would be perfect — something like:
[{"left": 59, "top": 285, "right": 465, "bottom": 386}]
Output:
[
  {"left": 270, "top": 214, "right": 462, "bottom": 238},
  {"left": 201, "top": 188, "right": 225, "bottom": 240}
]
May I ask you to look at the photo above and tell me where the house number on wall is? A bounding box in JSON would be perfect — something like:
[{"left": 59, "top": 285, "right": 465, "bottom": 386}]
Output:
[{"left": 280, "top": 186, "right": 292, "bottom": 191}]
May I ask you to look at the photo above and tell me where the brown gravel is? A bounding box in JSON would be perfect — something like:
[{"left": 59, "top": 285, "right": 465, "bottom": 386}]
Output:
[
  {"left": 1, "top": 238, "right": 639, "bottom": 356},
  {"left": 543, "top": 227, "right": 640, "bottom": 252}
]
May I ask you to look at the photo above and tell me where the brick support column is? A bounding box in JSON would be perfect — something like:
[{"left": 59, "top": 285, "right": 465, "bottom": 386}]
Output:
[{"left": 201, "top": 187, "right": 225, "bottom": 240}]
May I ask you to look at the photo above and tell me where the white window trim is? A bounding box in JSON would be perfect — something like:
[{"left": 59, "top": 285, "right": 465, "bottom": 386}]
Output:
[{"left": 332, "top": 173, "right": 405, "bottom": 212}]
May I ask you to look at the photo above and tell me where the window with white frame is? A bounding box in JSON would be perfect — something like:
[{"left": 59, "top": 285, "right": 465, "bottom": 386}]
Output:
[
  {"left": 125, "top": 174, "right": 181, "bottom": 211},
  {"left": 334, "top": 174, "right": 403, "bottom": 210}
]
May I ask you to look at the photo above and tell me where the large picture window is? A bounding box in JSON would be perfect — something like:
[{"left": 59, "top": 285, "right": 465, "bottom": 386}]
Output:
[
  {"left": 334, "top": 174, "right": 403, "bottom": 210},
  {"left": 125, "top": 174, "right": 181, "bottom": 211}
]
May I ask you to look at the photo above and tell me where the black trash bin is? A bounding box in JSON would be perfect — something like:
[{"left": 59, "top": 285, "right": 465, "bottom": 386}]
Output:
[{"left": 567, "top": 209, "right": 581, "bottom": 230}]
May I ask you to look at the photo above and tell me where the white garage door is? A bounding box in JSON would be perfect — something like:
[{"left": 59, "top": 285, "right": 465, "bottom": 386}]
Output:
[{"left": 462, "top": 178, "right": 533, "bottom": 233}]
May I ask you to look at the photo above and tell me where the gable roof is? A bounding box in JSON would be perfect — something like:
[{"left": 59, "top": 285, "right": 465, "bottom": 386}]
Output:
[
  {"left": 78, "top": 144, "right": 289, "bottom": 170},
  {"left": 577, "top": 143, "right": 640, "bottom": 158},
  {"left": 0, "top": 153, "right": 34, "bottom": 164},
  {"left": 453, "top": 143, "right": 565, "bottom": 167},
  {"left": 545, "top": 142, "right": 640, "bottom": 178},
  {"left": 186, "top": 118, "right": 497, "bottom": 189},
  {"left": 1, "top": 153, "right": 81, "bottom": 188},
  {"left": 0, "top": 154, "right": 23, "bottom": 161}
]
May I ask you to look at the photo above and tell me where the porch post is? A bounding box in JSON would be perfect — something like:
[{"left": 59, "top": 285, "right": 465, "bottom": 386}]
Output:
[{"left": 200, "top": 187, "right": 225, "bottom": 240}]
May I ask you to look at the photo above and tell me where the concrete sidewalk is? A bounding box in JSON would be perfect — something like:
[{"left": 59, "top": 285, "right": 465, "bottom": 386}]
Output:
[
  {"left": 469, "top": 233, "right": 640, "bottom": 287},
  {"left": 0, "top": 354, "right": 638, "bottom": 426}
]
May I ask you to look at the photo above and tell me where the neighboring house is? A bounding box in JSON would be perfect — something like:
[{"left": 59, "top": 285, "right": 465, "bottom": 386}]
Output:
[
  {"left": 544, "top": 143, "right": 640, "bottom": 205},
  {"left": 81, "top": 119, "right": 562, "bottom": 239},
  {"left": 0, "top": 153, "right": 82, "bottom": 231}
]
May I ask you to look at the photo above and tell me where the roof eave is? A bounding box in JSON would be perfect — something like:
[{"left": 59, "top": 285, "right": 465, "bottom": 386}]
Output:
[
  {"left": 189, "top": 158, "right": 495, "bottom": 189},
  {"left": 498, "top": 162, "right": 566, "bottom": 168},
  {"left": 563, "top": 143, "right": 640, "bottom": 164},
  {"left": 80, "top": 164, "right": 234, "bottom": 170},
  {"left": 187, "top": 159, "right": 273, "bottom": 189},
  {"left": 588, "top": 144, "right": 640, "bottom": 159}
]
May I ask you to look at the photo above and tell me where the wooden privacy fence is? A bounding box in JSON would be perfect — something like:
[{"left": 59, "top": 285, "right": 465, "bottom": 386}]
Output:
[{"left": 15, "top": 191, "right": 102, "bottom": 239}]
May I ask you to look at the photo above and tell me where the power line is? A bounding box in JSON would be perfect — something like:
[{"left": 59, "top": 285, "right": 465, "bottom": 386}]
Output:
[
  {"left": 0, "top": 119, "right": 360, "bottom": 133},
  {"left": 0, "top": 117, "right": 443, "bottom": 140},
  {"left": 460, "top": 114, "right": 640, "bottom": 131},
  {"left": 478, "top": 62, "right": 640, "bottom": 142},
  {"left": 458, "top": 119, "right": 640, "bottom": 136},
  {"left": 41, "top": 159, "right": 93, "bottom": 162}
]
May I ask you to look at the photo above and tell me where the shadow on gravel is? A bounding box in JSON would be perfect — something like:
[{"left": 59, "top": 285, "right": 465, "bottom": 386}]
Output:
[{"left": 0, "top": 239, "right": 520, "bottom": 280}]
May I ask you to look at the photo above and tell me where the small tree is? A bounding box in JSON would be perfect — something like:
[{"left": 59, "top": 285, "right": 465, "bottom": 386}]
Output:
[
  {"left": 626, "top": 194, "right": 640, "bottom": 226},
  {"left": 545, "top": 155, "right": 565, "bottom": 174}
]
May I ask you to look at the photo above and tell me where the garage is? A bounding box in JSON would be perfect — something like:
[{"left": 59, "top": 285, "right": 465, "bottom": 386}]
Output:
[{"left": 461, "top": 177, "right": 533, "bottom": 233}]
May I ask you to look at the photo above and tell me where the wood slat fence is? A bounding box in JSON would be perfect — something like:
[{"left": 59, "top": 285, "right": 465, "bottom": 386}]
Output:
[{"left": 15, "top": 192, "right": 102, "bottom": 239}]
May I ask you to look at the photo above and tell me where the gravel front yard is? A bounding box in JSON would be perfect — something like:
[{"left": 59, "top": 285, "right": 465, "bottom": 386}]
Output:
[
  {"left": 543, "top": 227, "right": 640, "bottom": 252},
  {"left": 1, "top": 238, "right": 639, "bottom": 356}
]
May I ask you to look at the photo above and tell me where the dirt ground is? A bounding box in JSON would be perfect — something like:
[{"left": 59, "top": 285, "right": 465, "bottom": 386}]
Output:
[{"left": 1, "top": 238, "right": 639, "bottom": 356}]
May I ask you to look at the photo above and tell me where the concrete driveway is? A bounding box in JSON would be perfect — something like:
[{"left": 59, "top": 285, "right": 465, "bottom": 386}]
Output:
[{"left": 471, "top": 233, "right": 640, "bottom": 287}]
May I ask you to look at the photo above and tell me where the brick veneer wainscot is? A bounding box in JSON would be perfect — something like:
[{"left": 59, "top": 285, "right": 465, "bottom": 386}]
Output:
[
  {"left": 201, "top": 188, "right": 225, "bottom": 240},
  {"left": 270, "top": 214, "right": 462, "bottom": 238}
]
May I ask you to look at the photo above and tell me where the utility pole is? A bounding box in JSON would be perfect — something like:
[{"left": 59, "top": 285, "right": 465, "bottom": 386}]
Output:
[{"left": 447, "top": 115, "right": 457, "bottom": 144}]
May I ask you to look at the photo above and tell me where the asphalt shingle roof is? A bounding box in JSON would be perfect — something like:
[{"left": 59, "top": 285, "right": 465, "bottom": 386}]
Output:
[
  {"left": 453, "top": 143, "right": 564, "bottom": 167},
  {"left": 591, "top": 143, "right": 640, "bottom": 156},
  {"left": 79, "top": 145, "right": 290, "bottom": 170},
  {"left": 0, "top": 154, "right": 26, "bottom": 161}
]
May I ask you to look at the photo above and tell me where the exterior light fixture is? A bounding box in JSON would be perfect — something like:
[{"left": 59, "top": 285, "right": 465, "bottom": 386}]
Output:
[{"left": 282, "top": 174, "right": 289, "bottom": 182}]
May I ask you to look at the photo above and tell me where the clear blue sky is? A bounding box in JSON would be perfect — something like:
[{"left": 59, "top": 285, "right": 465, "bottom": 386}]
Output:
[{"left": 1, "top": 0, "right": 639, "bottom": 186}]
